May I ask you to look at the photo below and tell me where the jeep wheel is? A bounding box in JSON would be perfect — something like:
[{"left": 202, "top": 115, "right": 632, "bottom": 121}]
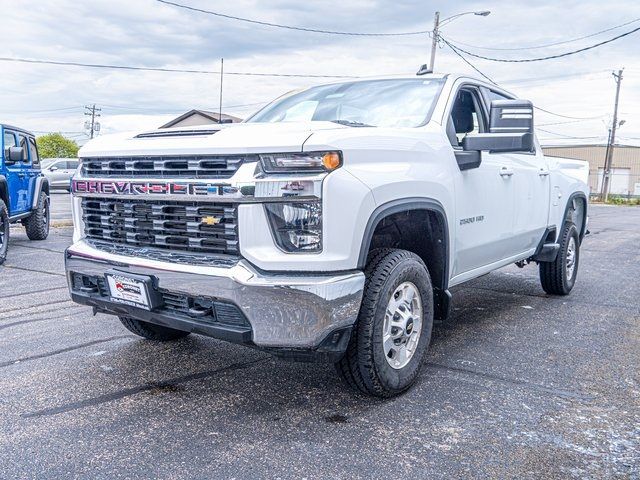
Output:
[
  {"left": 539, "top": 223, "right": 580, "bottom": 295},
  {"left": 0, "top": 199, "right": 9, "bottom": 265},
  {"left": 336, "top": 249, "right": 434, "bottom": 398},
  {"left": 119, "top": 316, "right": 190, "bottom": 341},
  {"left": 23, "top": 192, "right": 50, "bottom": 241}
]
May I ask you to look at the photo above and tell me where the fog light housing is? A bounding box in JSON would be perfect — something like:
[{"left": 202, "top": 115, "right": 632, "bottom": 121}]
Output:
[{"left": 264, "top": 201, "right": 322, "bottom": 252}]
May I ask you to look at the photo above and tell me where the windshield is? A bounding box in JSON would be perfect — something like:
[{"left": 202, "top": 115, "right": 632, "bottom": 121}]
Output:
[{"left": 248, "top": 78, "right": 445, "bottom": 128}]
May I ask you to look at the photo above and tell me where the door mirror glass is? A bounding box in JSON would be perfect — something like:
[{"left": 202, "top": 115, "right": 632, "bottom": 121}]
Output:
[{"left": 463, "top": 99, "right": 534, "bottom": 153}]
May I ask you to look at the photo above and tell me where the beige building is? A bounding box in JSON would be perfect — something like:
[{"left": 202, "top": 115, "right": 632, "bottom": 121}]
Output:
[
  {"left": 160, "top": 110, "right": 242, "bottom": 129},
  {"left": 542, "top": 144, "right": 640, "bottom": 197}
]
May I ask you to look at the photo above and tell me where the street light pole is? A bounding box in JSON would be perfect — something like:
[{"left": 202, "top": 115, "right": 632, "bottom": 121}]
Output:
[{"left": 428, "top": 10, "right": 490, "bottom": 72}]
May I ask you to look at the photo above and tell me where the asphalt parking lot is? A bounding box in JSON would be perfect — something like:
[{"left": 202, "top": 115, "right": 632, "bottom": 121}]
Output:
[{"left": 0, "top": 202, "right": 638, "bottom": 479}]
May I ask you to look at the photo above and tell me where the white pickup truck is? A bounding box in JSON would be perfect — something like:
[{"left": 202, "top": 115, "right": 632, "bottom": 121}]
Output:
[{"left": 66, "top": 73, "right": 589, "bottom": 397}]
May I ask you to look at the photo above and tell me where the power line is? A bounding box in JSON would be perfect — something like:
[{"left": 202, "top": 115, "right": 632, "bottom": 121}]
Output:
[
  {"left": 443, "top": 39, "right": 496, "bottom": 84},
  {"left": 0, "top": 56, "right": 359, "bottom": 79},
  {"left": 442, "top": 25, "right": 640, "bottom": 62},
  {"left": 538, "top": 119, "right": 602, "bottom": 127},
  {"left": 443, "top": 40, "right": 607, "bottom": 121},
  {"left": 536, "top": 128, "right": 604, "bottom": 139},
  {"left": 445, "top": 17, "right": 640, "bottom": 51},
  {"left": 18, "top": 106, "right": 84, "bottom": 113},
  {"left": 155, "top": 0, "right": 430, "bottom": 36},
  {"left": 532, "top": 106, "right": 603, "bottom": 120}
]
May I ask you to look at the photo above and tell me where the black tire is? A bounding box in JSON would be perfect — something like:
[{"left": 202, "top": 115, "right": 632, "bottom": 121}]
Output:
[
  {"left": 0, "top": 199, "right": 9, "bottom": 265},
  {"left": 119, "top": 316, "right": 190, "bottom": 341},
  {"left": 336, "top": 249, "right": 434, "bottom": 398},
  {"left": 539, "top": 223, "right": 580, "bottom": 295},
  {"left": 23, "top": 192, "right": 50, "bottom": 241}
]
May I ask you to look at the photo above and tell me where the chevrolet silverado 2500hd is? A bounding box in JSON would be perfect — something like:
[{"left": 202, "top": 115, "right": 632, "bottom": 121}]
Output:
[{"left": 65, "top": 73, "right": 588, "bottom": 397}]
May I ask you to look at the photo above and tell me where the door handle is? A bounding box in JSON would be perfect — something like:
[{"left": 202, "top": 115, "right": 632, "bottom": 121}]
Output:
[
  {"left": 538, "top": 169, "right": 550, "bottom": 177},
  {"left": 499, "top": 166, "right": 514, "bottom": 177}
]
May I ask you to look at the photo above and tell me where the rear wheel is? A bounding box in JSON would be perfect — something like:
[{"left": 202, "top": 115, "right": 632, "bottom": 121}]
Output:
[
  {"left": 0, "top": 199, "right": 9, "bottom": 265},
  {"left": 539, "top": 223, "right": 580, "bottom": 295},
  {"left": 336, "top": 249, "right": 434, "bottom": 398},
  {"left": 119, "top": 316, "right": 191, "bottom": 341},
  {"left": 23, "top": 192, "right": 50, "bottom": 241}
]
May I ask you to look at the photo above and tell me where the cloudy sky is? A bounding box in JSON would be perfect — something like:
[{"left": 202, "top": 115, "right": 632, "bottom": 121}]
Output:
[{"left": 2, "top": 0, "right": 640, "bottom": 146}]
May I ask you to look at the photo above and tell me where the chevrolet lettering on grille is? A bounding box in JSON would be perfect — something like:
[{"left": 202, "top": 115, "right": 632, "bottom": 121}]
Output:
[{"left": 72, "top": 179, "right": 239, "bottom": 197}]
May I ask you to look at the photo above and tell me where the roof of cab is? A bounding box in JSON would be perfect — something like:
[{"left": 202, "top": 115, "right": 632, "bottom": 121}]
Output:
[{"left": 1, "top": 124, "right": 35, "bottom": 136}]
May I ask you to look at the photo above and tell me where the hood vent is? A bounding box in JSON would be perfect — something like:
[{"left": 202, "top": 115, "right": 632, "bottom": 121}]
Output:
[{"left": 135, "top": 129, "right": 219, "bottom": 139}]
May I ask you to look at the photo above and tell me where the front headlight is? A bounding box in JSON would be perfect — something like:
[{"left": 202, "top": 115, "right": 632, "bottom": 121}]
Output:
[
  {"left": 264, "top": 201, "right": 322, "bottom": 252},
  {"left": 259, "top": 151, "right": 341, "bottom": 174}
]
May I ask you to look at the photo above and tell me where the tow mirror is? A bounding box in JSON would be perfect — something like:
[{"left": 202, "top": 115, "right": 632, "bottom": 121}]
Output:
[{"left": 462, "top": 99, "right": 534, "bottom": 153}]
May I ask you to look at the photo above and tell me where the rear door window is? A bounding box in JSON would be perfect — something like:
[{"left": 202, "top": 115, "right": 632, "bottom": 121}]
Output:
[{"left": 18, "top": 134, "right": 30, "bottom": 163}]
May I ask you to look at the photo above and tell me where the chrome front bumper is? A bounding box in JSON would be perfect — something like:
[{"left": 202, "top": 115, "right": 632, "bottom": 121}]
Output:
[{"left": 65, "top": 240, "right": 365, "bottom": 351}]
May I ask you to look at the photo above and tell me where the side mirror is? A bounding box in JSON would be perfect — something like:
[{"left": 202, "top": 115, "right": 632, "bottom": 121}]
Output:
[
  {"left": 463, "top": 99, "right": 534, "bottom": 154},
  {"left": 49, "top": 166, "right": 59, "bottom": 171},
  {"left": 5, "top": 146, "right": 25, "bottom": 164}
]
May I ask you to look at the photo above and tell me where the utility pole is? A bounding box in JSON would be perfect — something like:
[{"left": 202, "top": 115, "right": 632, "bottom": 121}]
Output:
[
  {"left": 601, "top": 69, "right": 623, "bottom": 202},
  {"left": 429, "top": 12, "right": 440, "bottom": 73},
  {"left": 84, "top": 104, "right": 101, "bottom": 139},
  {"left": 219, "top": 58, "right": 224, "bottom": 124}
]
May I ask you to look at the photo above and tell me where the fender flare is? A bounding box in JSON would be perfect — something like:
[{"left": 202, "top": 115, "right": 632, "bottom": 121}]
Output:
[
  {"left": 563, "top": 192, "right": 588, "bottom": 243},
  {"left": 31, "top": 176, "right": 50, "bottom": 210},
  {"left": 357, "top": 197, "right": 452, "bottom": 320},
  {"left": 357, "top": 197, "right": 450, "bottom": 287}
]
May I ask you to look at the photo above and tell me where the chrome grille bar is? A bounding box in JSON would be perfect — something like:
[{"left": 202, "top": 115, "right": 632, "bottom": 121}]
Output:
[
  {"left": 81, "top": 198, "right": 238, "bottom": 255},
  {"left": 81, "top": 155, "right": 252, "bottom": 179}
]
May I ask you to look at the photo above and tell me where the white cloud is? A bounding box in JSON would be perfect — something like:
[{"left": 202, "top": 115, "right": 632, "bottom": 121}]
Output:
[{"left": 1, "top": 0, "right": 639, "bottom": 144}]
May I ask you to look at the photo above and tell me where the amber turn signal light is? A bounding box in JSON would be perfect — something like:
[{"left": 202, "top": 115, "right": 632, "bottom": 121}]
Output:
[{"left": 322, "top": 152, "right": 341, "bottom": 170}]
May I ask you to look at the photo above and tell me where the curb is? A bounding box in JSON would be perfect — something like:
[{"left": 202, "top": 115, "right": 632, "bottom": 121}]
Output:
[{"left": 51, "top": 220, "right": 74, "bottom": 228}]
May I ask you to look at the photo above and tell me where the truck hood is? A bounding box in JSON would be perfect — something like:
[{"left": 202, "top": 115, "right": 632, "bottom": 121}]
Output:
[{"left": 79, "top": 121, "right": 348, "bottom": 157}]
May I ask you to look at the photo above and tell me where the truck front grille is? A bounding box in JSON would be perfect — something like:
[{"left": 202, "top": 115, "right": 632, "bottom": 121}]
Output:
[
  {"left": 82, "top": 198, "right": 238, "bottom": 255},
  {"left": 80, "top": 155, "right": 253, "bottom": 179}
]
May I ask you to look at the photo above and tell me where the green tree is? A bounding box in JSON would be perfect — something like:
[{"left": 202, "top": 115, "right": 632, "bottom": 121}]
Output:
[{"left": 36, "top": 133, "right": 80, "bottom": 159}]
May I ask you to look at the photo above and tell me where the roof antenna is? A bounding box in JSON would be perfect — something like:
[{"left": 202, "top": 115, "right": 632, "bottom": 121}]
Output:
[{"left": 416, "top": 64, "right": 432, "bottom": 76}]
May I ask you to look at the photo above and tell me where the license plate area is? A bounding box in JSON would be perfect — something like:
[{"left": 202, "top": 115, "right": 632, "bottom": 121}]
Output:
[{"left": 105, "top": 271, "right": 159, "bottom": 310}]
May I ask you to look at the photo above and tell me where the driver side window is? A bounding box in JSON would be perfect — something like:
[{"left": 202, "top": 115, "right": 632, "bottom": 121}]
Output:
[{"left": 447, "top": 88, "right": 485, "bottom": 148}]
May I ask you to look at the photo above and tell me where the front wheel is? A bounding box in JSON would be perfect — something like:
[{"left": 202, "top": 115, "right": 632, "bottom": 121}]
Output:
[
  {"left": 119, "top": 316, "right": 191, "bottom": 341},
  {"left": 23, "top": 192, "right": 50, "bottom": 241},
  {"left": 539, "top": 223, "right": 580, "bottom": 295},
  {"left": 336, "top": 249, "right": 434, "bottom": 398}
]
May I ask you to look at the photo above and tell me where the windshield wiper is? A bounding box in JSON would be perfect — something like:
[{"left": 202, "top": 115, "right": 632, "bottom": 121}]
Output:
[{"left": 329, "top": 119, "right": 373, "bottom": 127}]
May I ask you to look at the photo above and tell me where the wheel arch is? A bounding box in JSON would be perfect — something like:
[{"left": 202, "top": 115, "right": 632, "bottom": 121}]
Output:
[
  {"left": 31, "top": 176, "right": 50, "bottom": 210},
  {"left": 564, "top": 192, "right": 588, "bottom": 243},
  {"left": 357, "top": 198, "right": 451, "bottom": 320}
]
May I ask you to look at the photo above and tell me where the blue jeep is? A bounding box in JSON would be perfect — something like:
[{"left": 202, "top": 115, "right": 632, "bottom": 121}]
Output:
[{"left": 0, "top": 124, "right": 50, "bottom": 264}]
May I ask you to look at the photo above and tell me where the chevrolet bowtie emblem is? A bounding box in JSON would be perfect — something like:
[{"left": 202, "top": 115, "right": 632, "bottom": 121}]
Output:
[{"left": 201, "top": 216, "right": 222, "bottom": 225}]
